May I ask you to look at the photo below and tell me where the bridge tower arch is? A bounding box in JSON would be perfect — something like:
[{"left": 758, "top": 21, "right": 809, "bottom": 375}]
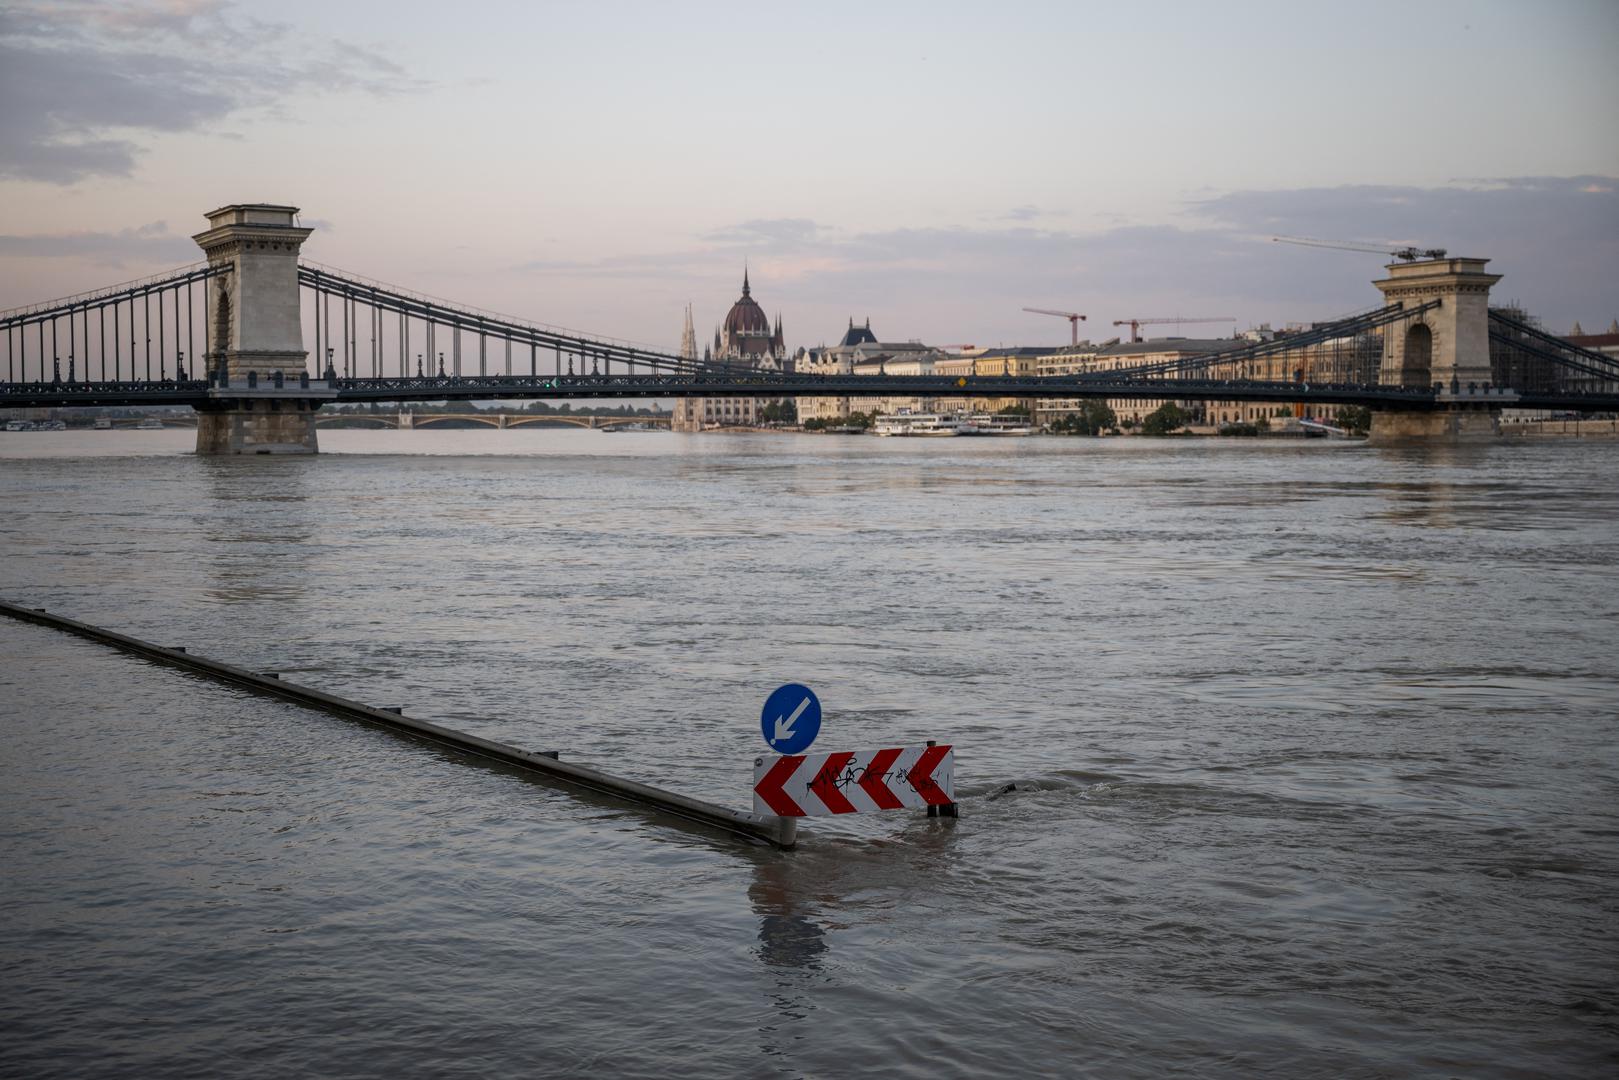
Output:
[
  {"left": 190, "top": 204, "right": 329, "bottom": 454},
  {"left": 1399, "top": 322, "right": 1433, "bottom": 389},
  {"left": 1371, "top": 257, "right": 1505, "bottom": 441}
]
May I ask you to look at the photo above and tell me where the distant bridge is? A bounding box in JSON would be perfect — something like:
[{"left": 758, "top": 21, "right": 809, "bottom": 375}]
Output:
[
  {"left": 103, "top": 415, "right": 196, "bottom": 428},
  {"left": 3, "top": 202, "right": 1616, "bottom": 452},
  {"left": 3, "top": 366, "right": 1602, "bottom": 416},
  {"left": 82, "top": 412, "right": 668, "bottom": 430},
  {"left": 1, "top": 371, "right": 1468, "bottom": 410},
  {"left": 315, "top": 412, "right": 670, "bottom": 429}
]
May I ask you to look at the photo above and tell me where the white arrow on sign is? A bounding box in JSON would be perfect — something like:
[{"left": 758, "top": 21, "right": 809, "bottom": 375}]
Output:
[{"left": 773, "top": 696, "right": 811, "bottom": 743}]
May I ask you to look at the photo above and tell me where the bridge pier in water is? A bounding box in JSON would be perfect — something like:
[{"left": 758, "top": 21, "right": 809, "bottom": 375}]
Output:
[
  {"left": 1370, "top": 257, "right": 1511, "bottom": 443},
  {"left": 192, "top": 205, "right": 330, "bottom": 454}
]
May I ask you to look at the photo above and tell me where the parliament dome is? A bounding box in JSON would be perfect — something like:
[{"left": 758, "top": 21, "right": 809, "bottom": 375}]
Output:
[{"left": 722, "top": 269, "right": 772, "bottom": 337}]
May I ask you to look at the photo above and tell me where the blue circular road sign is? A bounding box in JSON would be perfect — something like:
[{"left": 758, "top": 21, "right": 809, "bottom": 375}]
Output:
[{"left": 761, "top": 683, "right": 821, "bottom": 755}]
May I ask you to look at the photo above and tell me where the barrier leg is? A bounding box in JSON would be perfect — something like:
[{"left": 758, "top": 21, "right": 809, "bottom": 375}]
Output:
[{"left": 776, "top": 817, "right": 798, "bottom": 849}]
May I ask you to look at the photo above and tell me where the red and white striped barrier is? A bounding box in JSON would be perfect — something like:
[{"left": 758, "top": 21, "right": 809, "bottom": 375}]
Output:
[{"left": 753, "top": 745, "right": 954, "bottom": 818}]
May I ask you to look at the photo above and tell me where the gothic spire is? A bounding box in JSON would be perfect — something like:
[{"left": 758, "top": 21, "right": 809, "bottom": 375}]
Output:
[
  {"left": 678, "top": 303, "right": 697, "bottom": 361},
  {"left": 742, "top": 263, "right": 751, "bottom": 298}
]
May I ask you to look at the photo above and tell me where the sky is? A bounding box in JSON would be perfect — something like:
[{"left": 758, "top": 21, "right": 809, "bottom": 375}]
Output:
[{"left": 1, "top": 0, "right": 1616, "bottom": 352}]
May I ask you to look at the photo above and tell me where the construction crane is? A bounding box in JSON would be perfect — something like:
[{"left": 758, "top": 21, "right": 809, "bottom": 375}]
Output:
[
  {"left": 1111, "top": 316, "right": 1236, "bottom": 344},
  {"left": 1273, "top": 236, "right": 1448, "bottom": 262},
  {"left": 1022, "top": 307, "right": 1087, "bottom": 346}
]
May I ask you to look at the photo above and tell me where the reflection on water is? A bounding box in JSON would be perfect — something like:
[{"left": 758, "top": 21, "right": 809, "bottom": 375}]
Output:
[
  {"left": 2, "top": 430, "right": 1618, "bottom": 1079},
  {"left": 200, "top": 458, "right": 316, "bottom": 605},
  {"left": 750, "top": 856, "right": 829, "bottom": 970}
]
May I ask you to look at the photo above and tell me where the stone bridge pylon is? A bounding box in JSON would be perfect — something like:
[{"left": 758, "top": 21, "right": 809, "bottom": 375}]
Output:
[
  {"left": 192, "top": 204, "right": 331, "bottom": 454},
  {"left": 1371, "top": 257, "right": 1509, "bottom": 442}
]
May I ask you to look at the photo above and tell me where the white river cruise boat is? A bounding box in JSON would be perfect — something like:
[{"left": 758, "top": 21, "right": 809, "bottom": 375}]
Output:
[
  {"left": 872, "top": 412, "right": 967, "bottom": 437},
  {"left": 959, "top": 413, "right": 1035, "bottom": 436}
]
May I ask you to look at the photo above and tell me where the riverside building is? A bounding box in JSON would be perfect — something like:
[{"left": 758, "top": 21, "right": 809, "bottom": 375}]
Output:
[
  {"left": 794, "top": 319, "right": 875, "bottom": 423},
  {"left": 967, "top": 347, "right": 1052, "bottom": 416},
  {"left": 1566, "top": 320, "right": 1619, "bottom": 395},
  {"left": 929, "top": 348, "right": 1056, "bottom": 416},
  {"left": 796, "top": 319, "right": 945, "bottom": 420},
  {"left": 1034, "top": 334, "right": 1377, "bottom": 430},
  {"left": 671, "top": 270, "right": 792, "bottom": 432}
]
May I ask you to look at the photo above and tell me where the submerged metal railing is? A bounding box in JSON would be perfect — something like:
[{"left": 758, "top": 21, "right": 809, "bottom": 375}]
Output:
[{"left": 0, "top": 600, "right": 795, "bottom": 850}]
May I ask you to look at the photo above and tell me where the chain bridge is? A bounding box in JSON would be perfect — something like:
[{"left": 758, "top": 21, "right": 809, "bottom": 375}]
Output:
[{"left": 3, "top": 203, "right": 1615, "bottom": 453}]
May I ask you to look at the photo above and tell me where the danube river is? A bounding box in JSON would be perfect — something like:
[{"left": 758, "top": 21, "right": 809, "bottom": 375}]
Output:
[{"left": 2, "top": 428, "right": 1616, "bottom": 1078}]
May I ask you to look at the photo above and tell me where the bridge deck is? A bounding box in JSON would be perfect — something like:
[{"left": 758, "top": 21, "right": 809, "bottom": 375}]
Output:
[
  {"left": 3, "top": 374, "right": 1615, "bottom": 413},
  {"left": 0, "top": 373, "right": 1455, "bottom": 408}
]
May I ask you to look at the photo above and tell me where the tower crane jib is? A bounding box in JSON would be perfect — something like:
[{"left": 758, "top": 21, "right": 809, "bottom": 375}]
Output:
[
  {"left": 1272, "top": 236, "right": 1448, "bottom": 262},
  {"left": 1110, "top": 316, "right": 1236, "bottom": 344},
  {"left": 1022, "top": 307, "right": 1087, "bottom": 347}
]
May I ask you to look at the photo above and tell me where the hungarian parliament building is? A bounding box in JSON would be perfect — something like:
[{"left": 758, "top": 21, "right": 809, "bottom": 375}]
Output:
[{"left": 670, "top": 270, "right": 793, "bottom": 432}]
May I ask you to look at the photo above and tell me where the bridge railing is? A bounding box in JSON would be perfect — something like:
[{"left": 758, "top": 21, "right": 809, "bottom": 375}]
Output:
[
  {"left": 0, "top": 261, "right": 223, "bottom": 324},
  {"left": 298, "top": 260, "right": 665, "bottom": 357},
  {"left": 2, "top": 264, "right": 226, "bottom": 387},
  {"left": 299, "top": 263, "right": 732, "bottom": 383},
  {"left": 1080, "top": 302, "right": 1438, "bottom": 385},
  {"left": 9, "top": 366, "right": 1619, "bottom": 413}
]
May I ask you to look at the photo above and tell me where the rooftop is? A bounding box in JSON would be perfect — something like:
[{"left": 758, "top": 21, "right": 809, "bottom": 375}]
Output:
[
  {"left": 974, "top": 347, "right": 1063, "bottom": 359},
  {"left": 1096, "top": 337, "right": 1244, "bottom": 358},
  {"left": 839, "top": 319, "right": 878, "bottom": 348}
]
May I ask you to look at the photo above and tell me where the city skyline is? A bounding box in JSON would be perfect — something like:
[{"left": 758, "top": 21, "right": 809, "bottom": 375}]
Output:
[{"left": 1, "top": 0, "right": 1615, "bottom": 350}]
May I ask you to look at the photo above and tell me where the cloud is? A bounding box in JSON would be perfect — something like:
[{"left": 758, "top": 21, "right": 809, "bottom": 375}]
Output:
[
  {"left": 0, "top": 1, "right": 428, "bottom": 184},
  {"left": 59, "top": 0, "right": 231, "bottom": 34},
  {"left": 1193, "top": 176, "right": 1619, "bottom": 326},
  {"left": 1002, "top": 205, "right": 1046, "bottom": 222},
  {"left": 0, "top": 221, "right": 197, "bottom": 263},
  {"left": 509, "top": 175, "right": 1618, "bottom": 343},
  {"left": 514, "top": 249, "right": 712, "bottom": 277},
  {"left": 1192, "top": 176, "right": 1617, "bottom": 242},
  {"left": 703, "top": 219, "right": 823, "bottom": 248}
]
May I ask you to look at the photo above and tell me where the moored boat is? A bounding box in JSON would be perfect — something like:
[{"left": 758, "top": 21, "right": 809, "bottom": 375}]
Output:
[
  {"left": 960, "top": 412, "right": 1034, "bottom": 436},
  {"left": 872, "top": 412, "right": 966, "bottom": 437}
]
